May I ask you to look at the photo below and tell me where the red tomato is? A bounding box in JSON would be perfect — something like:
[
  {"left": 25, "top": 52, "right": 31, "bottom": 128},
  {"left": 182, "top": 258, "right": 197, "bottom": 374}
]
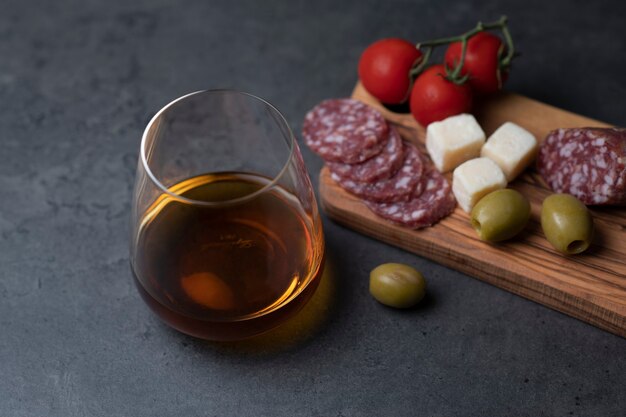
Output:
[
  {"left": 358, "top": 38, "right": 423, "bottom": 104},
  {"left": 409, "top": 65, "right": 473, "bottom": 127},
  {"left": 444, "top": 32, "right": 507, "bottom": 95}
]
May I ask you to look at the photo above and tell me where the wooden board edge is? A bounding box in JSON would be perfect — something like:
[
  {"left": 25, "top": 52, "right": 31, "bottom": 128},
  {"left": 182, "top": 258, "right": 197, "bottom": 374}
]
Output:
[{"left": 350, "top": 81, "right": 612, "bottom": 144}]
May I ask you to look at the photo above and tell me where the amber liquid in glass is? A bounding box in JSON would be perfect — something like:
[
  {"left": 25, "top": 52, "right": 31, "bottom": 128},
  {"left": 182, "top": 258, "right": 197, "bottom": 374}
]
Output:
[{"left": 132, "top": 172, "right": 324, "bottom": 340}]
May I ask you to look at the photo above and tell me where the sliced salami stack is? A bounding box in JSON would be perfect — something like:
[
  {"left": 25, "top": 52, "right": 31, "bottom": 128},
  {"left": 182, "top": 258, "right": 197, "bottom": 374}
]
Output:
[
  {"left": 303, "top": 98, "right": 456, "bottom": 228},
  {"left": 326, "top": 126, "right": 404, "bottom": 183},
  {"left": 364, "top": 160, "right": 457, "bottom": 228},
  {"left": 303, "top": 98, "right": 389, "bottom": 163},
  {"left": 330, "top": 144, "right": 424, "bottom": 203}
]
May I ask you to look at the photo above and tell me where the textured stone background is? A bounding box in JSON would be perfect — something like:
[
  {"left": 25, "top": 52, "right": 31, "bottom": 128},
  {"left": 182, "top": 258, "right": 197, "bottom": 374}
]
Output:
[{"left": 1, "top": 0, "right": 625, "bottom": 416}]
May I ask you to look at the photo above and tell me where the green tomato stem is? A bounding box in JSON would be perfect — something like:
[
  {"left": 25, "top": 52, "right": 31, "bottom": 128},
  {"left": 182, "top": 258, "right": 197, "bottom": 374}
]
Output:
[
  {"left": 450, "top": 35, "right": 469, "bottom": 79},
  {"left": 403, "top": 47, "right": 433, "bottom": 101},
  {"left": 409, "top": 46, "right": 432, "bottom": 78},
  {"left": 413, "top": 15, "right": 515, "bottom": 84},
  {"left": 499, "top": 19, "right": 516, "bottom": 67}
]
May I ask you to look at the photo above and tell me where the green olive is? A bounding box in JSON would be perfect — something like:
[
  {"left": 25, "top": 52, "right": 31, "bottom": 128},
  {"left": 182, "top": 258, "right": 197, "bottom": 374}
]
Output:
[
  {"left": 541, "top": 193, "right": 593, "bottom": 255},
  {"left": 470, "top": 189, "right": 531, "bottom": 242},
  {"left": 369, "top": 263, "right": 425, "bottom": 308}
]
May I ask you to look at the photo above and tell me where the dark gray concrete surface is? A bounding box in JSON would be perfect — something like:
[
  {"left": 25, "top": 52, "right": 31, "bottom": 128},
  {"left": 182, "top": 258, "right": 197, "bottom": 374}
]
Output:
[{"left": 1, "top": 0, "right": 625, "bottom": 415}]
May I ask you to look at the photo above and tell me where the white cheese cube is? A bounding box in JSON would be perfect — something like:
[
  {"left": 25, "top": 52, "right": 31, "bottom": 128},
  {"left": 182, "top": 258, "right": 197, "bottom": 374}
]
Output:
[
  {"left": 426, "top": 114, "right": 486, "bottom": 173},
  {"left": 452, "top": 157, "right": 507, "bottom": 213},
  {"left": 481, "top": 122, "right": 538, "bottom": 181}
]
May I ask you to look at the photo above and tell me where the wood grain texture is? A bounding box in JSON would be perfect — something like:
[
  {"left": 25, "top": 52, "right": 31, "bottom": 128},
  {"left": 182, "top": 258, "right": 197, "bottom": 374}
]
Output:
[{"left": 318, "top": 82, "right": 626, "bottom": 338}]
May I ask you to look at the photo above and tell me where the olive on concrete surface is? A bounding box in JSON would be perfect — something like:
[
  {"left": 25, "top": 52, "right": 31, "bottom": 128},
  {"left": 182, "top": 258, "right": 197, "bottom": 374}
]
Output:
[
  {"left": 369, "top": 263, "right": 425, "bottom": 308},
  {"left": 541, "top": 193, "right": 594, "bottom": 255},
  {"left": 470, "top": 189, "right": 531, "bottom": 242}
]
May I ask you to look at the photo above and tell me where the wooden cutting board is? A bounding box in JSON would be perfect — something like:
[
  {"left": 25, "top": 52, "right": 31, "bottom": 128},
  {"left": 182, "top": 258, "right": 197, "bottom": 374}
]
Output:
[{"left": 318, "top": 82, "right": 626, "bottom": 338}]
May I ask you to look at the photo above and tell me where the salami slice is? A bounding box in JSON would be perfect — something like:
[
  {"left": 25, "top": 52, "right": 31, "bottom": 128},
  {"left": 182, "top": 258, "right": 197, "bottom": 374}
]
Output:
[
  {"left": 330, "top": 144, "right": 424, "bottom": 203},
  {"left": 537, "top": 128, "right": 626, "bottom": 205},
  {"left": 302, "top": 98, "right": 389, "bottom": 163},
  {"left": 326, "top": 126, "right": 404, "bottom": 182},
  {"left": 364, "top": 163, "right": 456, "bottom": 229}
]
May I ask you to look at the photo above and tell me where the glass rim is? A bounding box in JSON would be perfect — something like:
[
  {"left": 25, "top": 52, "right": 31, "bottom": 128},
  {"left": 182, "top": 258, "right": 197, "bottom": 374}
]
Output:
[{"left": 140, "top": 89, "right": 296, "bottom": 207}]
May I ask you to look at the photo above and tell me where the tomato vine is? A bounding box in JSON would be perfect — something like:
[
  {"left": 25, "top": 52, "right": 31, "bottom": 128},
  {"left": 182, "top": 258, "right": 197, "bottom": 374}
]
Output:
[{"left": 411, "top": 16, "right": 516, "bottom": 85}]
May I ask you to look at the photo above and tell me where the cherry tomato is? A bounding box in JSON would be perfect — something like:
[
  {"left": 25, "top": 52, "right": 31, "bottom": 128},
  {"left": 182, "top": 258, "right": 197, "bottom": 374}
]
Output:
[
  {"left": 358, "top": 38, "right": 423, "bottom": 104},
  {"left": 409, "top": 64, "right": 473, "bottom": 126},
  {"left": 444, "top": 32, "right": 507, "bottom": 95}
]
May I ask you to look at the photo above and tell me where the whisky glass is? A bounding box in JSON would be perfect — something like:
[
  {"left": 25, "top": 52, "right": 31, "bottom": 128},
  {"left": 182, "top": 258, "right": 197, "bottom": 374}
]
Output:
[{"left": 130, "top": 90, "right": 325, "bottom": 341}]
